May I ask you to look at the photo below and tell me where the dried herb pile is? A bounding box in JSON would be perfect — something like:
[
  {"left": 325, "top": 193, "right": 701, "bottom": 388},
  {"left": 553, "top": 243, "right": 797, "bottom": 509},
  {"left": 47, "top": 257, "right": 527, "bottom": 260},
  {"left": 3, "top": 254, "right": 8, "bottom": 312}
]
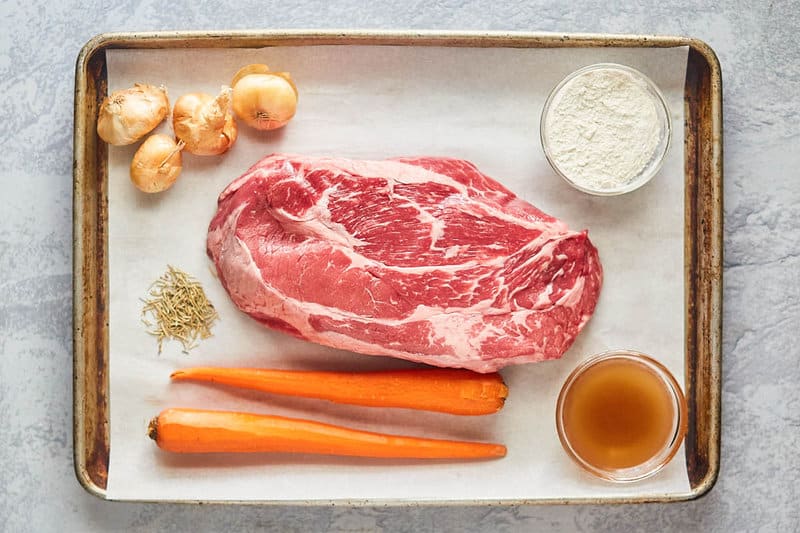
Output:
[{"left": 141, "top": 265, "right": 219, "bottom": 353}]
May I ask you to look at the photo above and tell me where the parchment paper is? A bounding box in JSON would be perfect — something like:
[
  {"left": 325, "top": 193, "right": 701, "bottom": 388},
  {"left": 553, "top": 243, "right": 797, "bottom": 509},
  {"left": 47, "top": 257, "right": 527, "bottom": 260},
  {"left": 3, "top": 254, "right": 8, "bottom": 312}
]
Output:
[{"left": 105, "top": 44, "right": 690, "bottom": 502}]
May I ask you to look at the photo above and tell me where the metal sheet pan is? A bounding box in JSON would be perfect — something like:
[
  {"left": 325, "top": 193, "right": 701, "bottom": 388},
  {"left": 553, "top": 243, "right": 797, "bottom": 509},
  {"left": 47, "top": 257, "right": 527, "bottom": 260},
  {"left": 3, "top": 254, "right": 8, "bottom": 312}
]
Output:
[{"left": 73, "top": 30, "right": 722, "bottom": 504}]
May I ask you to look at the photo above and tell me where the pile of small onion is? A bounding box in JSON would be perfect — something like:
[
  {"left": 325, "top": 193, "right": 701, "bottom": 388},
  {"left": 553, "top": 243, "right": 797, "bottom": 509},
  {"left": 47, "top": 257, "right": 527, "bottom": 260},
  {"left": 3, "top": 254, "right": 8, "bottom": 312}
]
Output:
[{"left": 96, "top": 64, "right": 299, "bottom": 193}]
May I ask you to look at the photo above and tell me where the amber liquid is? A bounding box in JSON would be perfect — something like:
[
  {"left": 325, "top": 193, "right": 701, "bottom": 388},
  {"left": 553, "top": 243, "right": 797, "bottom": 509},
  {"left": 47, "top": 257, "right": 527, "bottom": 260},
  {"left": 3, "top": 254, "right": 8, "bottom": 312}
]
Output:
[{"left": 561, "top": 359, "right": 676, "bottom": 470}]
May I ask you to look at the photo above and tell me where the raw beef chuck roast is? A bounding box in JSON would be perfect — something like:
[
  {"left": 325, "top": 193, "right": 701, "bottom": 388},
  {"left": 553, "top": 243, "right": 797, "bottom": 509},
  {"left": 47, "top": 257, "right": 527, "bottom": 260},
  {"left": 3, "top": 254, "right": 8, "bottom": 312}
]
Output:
[{"left": 207, "top": 154, "right": 603, "bottom": 372}]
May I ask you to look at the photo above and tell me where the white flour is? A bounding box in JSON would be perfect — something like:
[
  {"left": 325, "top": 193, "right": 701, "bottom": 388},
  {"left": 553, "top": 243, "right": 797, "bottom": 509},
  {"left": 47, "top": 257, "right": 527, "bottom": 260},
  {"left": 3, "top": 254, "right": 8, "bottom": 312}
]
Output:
[{"left": 543, "top": 67, "right": 664, "bottom": 191}]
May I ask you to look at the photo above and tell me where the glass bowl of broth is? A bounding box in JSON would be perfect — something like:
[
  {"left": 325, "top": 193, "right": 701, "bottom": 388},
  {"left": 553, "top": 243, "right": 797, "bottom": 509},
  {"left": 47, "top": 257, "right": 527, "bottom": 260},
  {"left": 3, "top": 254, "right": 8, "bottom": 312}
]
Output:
[{"left": 555, "top": 350, "right": 688, "bottom": 482}]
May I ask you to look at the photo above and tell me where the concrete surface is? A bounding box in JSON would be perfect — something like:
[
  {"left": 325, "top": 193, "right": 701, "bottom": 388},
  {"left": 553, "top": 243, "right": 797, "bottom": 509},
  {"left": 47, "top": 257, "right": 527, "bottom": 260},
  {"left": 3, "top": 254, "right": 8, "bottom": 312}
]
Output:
[{"left": 1, "top": 1, "right": 798, "bottom": 531}]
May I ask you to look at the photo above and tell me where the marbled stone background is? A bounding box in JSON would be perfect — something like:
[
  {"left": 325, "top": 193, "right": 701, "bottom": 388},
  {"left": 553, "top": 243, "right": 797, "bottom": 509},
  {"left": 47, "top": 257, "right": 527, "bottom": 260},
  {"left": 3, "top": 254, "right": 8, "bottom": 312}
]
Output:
[{"left": 0, "top": 1, "right": 797, "bottom": 531}]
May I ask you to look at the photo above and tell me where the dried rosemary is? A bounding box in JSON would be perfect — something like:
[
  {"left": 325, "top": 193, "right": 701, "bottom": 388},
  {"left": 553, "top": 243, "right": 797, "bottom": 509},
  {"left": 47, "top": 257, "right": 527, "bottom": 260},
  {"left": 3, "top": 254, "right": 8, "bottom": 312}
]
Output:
[{"left": 141, "top": 265, "right": 219, "bottom": 354}]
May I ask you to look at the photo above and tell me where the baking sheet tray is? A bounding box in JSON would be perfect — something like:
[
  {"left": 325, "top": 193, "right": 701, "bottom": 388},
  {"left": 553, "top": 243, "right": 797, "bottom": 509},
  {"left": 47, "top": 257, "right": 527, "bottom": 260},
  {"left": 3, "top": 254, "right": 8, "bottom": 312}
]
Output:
[{"left": 73, "top": 30, "right": 722, "bottom": 504}]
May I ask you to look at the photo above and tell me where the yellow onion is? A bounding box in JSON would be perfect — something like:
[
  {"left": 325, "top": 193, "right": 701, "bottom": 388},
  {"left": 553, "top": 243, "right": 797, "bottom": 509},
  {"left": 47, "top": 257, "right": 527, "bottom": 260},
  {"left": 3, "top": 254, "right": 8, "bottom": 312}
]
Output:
[
  {"left": 130, "top": 134, "right": 184, "bottom": 193},
  {"left": 97, "top": 84, "right": 169, "bottom": 145},
  {"left": 231, "top": 64, "right": 298, "bottom": 131},
  {"left": 172, "top": 87, "right": 237, "bottom": 156}
]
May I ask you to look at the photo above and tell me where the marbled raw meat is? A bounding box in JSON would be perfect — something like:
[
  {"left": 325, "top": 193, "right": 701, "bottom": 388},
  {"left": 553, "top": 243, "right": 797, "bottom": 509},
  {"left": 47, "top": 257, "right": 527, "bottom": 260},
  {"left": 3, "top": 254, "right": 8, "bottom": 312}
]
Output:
[{"left": 207, "top": 154, "right": 602, "bottom": 372}]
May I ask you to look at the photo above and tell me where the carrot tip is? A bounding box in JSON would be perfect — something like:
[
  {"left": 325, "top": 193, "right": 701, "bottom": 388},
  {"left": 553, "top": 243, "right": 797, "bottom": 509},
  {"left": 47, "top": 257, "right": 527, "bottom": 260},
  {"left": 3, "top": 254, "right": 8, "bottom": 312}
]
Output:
[{"left": 169, "top": 370, "right": 184, "bottom": 379}]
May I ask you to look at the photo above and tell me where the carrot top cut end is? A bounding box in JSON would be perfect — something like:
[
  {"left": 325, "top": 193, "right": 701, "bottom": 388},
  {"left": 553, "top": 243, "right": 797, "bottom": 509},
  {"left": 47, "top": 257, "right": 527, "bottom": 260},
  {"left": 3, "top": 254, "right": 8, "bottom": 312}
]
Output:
[{"left": 147, "top": 416, "right": 159, "bottom": 441}]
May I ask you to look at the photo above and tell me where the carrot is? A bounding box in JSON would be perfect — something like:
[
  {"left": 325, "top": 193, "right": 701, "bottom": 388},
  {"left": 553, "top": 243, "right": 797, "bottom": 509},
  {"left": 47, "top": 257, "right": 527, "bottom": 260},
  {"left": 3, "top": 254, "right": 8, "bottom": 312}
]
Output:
[
  {"left": 147, "top": 408, "right": 506, "bottom": 459},
  {"left": 170, "top": 367, "right": 508, "bottom": 415}
]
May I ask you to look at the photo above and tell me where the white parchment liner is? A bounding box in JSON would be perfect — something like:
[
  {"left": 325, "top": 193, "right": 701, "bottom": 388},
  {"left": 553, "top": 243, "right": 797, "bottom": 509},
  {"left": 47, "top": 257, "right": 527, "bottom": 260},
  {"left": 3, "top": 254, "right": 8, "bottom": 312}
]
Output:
[{"left": 105, "top": 44, "right": 689, "bottom": 502}]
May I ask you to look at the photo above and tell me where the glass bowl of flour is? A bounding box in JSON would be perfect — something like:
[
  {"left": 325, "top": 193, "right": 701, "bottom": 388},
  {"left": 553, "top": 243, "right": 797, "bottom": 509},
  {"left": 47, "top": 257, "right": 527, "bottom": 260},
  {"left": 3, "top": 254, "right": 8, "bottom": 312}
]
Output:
[{"left": 540, "top": 63, "right": 672, "bottom": 196}]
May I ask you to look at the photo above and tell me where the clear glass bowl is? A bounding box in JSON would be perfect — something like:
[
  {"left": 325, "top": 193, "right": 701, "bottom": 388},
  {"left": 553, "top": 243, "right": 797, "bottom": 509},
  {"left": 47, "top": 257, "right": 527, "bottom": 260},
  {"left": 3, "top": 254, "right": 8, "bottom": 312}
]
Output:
[
  {"left": 540, "top": 63, "right": 672, "bottom": 196},
  {"left": 555, "top": 350, "right": 688, "bottom": 482}
]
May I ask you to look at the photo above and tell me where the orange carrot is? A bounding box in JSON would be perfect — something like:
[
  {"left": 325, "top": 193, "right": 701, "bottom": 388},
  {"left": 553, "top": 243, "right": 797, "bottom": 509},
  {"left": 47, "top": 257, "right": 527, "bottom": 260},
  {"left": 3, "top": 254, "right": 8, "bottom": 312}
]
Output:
[
  {"left": 170, "top": 367, "right": 508, "bottom": 415},
  {"left": 147, "top": 408, "right": 506, "bottom": 459}
]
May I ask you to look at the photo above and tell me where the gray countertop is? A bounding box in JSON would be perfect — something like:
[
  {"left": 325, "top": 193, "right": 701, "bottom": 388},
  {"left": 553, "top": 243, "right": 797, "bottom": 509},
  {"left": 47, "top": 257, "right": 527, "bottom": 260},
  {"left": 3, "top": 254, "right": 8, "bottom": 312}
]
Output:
[{"left": 1, "top": 1, "right": 797, "bottom": 531}]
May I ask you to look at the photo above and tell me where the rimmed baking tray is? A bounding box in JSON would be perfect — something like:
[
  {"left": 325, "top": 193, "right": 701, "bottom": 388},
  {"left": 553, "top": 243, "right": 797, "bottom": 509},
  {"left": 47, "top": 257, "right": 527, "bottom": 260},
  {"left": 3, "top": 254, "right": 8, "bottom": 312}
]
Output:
[{"left": 73, "top": 30, "right": 722, "bottom": 504}]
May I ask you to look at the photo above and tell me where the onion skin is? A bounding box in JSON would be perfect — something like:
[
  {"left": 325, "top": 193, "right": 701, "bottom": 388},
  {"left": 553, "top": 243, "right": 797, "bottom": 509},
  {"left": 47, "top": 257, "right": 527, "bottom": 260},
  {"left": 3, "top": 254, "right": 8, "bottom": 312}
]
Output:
[
  {"left": 172, "top": 88, "right": 237, "bottom": 156},
  {"left": 130, "top": 134, "right": 183, "bottom": 193},
  {"left": 232, "top": 73, "right": 298, "bottom": 131},
  {"left": 97, "top": 84, "right": 169, "bottom": 146},
  {"left": 231, "top": 63, "right": 272, "bottom": 88}
]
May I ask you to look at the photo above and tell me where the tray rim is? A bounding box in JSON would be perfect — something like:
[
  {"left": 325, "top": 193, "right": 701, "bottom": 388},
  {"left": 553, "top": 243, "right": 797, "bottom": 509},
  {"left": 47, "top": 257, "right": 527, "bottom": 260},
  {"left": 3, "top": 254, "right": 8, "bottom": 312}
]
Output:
[{"left": 73, "top": 29, "right": 722, "bottom": 506}]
